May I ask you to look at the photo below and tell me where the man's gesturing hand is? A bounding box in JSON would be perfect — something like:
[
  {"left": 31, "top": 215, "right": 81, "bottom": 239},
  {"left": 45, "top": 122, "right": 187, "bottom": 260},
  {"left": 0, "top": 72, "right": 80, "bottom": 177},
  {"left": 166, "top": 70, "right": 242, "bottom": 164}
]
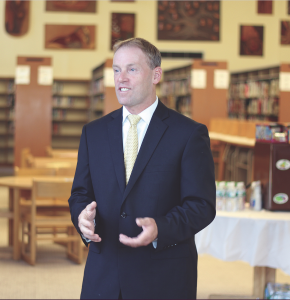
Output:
[
  {"left": 119, "top": 217, "right": 158, "bottom": 248},
  {"left": 78, "top": 201, "right": 101, "bottom": 242}
]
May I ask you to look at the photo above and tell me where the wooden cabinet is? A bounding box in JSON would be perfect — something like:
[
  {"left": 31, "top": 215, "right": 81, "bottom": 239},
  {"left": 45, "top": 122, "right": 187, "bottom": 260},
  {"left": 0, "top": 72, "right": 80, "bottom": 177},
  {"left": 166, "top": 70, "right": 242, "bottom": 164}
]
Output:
[{"left": 0, "top": 78, "right": 15, "bottom": 166}]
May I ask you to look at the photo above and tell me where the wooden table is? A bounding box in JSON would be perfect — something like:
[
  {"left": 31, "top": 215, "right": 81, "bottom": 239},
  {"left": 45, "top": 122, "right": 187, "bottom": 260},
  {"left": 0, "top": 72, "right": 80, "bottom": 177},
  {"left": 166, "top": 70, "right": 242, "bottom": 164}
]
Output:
[{"left": 0, "top": 176, "right": 73, "bottom": 260}]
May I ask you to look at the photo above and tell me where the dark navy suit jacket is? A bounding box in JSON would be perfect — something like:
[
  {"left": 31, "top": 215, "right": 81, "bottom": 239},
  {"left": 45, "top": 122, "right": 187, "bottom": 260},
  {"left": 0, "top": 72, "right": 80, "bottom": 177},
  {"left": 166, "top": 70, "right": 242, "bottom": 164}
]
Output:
[{"left": 69, "top": 101, "right": 216, "bottom": 299}]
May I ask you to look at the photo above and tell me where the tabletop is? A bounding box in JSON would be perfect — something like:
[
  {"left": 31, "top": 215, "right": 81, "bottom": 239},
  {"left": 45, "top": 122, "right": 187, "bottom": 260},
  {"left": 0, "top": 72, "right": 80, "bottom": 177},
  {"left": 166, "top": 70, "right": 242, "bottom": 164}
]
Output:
[{"left": 0, "top": 176, "right": 74, "bottom": 189}]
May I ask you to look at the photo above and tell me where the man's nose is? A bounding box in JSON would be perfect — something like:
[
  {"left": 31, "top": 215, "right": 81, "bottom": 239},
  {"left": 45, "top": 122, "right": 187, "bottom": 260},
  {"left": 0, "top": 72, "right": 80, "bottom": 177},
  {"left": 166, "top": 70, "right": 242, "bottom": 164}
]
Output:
[{"left": 118, "top": 71, "right": 128, "bottom": 82}]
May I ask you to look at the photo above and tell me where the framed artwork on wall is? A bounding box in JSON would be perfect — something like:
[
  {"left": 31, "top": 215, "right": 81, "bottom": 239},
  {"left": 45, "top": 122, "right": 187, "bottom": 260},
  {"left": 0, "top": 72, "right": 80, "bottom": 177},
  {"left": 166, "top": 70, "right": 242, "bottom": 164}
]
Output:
[
  {"left": 157, "top": 1, "right": 220, "bottom": 41},
  {"left": 45, "top": 25, "right": 96, "bottom": 49},
  {"left": 240, "top": 25, "right": 264, "bottom": 56},
  {"left": 257, "top": 0, "right": 273, "bottom": 14},
  {"left": 5, "top": 0, "right": 30, "bottom": 36},
  {"left": 111, "top": 13, "right": 135, "bottom": 49},
  {"left": 45, "top": 1, "right": 97, "bottom": 13},
  {"left": 281, "top": 21, "right": 290, "bottom": 45}
]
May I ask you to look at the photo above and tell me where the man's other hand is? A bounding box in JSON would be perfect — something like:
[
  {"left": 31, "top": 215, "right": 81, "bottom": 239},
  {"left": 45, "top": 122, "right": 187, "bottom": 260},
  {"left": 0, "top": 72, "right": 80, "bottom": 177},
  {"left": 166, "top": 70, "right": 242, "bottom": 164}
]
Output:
[
  {"left": 119, "top": 217, "right": 158, "bottom": 247},
  {"left": 78, "top": 201, "right": 101, "bottom": 242}
]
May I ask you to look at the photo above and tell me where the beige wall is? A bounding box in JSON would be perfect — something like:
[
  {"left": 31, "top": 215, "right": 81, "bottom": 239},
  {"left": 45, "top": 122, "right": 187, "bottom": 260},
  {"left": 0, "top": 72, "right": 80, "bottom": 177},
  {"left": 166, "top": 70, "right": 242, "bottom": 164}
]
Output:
[{"left": 0, "top": 0, "right": 290, "bottom": 79}]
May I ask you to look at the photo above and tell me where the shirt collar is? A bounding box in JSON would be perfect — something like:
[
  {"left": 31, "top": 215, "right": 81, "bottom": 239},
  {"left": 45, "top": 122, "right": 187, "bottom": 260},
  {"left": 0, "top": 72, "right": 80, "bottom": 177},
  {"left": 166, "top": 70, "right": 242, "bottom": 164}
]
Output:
[{"left": 122, "top": 96, "right": 158, "bottom": 125}]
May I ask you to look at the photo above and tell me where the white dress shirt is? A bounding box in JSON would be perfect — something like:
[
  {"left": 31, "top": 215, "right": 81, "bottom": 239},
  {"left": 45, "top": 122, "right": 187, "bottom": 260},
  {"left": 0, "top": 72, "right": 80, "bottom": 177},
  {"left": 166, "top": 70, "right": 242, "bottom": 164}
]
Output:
[{"left": 122, "top": 97, "right": 158, "bottom": 153}]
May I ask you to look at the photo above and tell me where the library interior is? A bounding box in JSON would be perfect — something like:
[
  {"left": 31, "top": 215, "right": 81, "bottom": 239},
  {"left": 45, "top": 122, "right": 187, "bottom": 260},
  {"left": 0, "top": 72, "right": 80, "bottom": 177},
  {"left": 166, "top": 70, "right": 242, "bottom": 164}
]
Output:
[{"left": 0, "top": 0, "right": 290, "bottom": 299}]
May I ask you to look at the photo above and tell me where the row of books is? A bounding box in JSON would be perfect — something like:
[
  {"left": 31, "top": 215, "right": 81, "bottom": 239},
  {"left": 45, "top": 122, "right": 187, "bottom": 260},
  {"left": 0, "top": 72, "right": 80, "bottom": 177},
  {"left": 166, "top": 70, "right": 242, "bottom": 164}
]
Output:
[
  {"left": 52, "top": 96, "right": 88, "bottom": 108},
  {"left": 247, "top": 97, "right": 279, "bottom": 116},
  {"left": 52, "top": 123, "right": 83, "bottom": 135},
  {"left": 91, "top": 78, "right": 104, "bottom": 95},
  {"left": 52, "top": 109, "right": 67, "bottom": 119},
  {"left": 229, "top": 79, "right": 279, "bottom": 99},
  {"left": 163, "top": 66, "right": 191, "bottom": 81},
  {"left": 52, "top": 82, "right": 65, "bottom": 94},
  {"left": 0, "top": 95, "right": 14, "bottom": 106},
  {"left": 92, "top": 67, "right": 104, "bottom": 81},
  {"left": 0, "top": 81, "right": 15, "bottom": 94},
  {"left": 91, "top": 97, "right": 104, "bottom": 111},
  {"left": 159, "top": 78, "right": 191, "bottom": 97},
  {"left": 228, "top": 97, "right": 279, "bottom": 116}
]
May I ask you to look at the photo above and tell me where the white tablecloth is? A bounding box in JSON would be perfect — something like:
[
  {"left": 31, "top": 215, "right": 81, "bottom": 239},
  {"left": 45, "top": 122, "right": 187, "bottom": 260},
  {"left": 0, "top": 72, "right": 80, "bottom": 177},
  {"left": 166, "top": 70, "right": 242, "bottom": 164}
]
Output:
[{"left": 195, "top": 209, "right": 290, "bottom": 275}]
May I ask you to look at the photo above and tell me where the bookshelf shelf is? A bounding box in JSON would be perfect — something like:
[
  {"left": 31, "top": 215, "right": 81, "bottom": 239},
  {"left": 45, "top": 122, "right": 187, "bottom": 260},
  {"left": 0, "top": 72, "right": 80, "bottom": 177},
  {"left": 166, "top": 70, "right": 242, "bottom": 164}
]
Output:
[
  {"left": 0, "top": 77, "right": 14, "bottom": 166},
  {"left": 90, "top": 59, "right": 121, "bottom": 122},
  {"left": 52, "top": 79, "right": 90, "bottom": 150},
  {"left": 228, "top": 64, "right": 290, "bottom": 122}
]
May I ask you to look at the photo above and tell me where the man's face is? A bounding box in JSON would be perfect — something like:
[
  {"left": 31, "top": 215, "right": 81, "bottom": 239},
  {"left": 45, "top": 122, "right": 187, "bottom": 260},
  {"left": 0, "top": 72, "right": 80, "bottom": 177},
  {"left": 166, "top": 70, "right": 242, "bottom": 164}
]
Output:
[{"left": 113, "top": 46, "right": 161, "bottom": 114}]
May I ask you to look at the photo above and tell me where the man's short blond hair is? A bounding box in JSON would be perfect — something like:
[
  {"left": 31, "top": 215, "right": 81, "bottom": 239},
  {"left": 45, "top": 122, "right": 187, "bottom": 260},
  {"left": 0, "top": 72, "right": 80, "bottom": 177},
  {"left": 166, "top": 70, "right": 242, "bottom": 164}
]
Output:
[{"left": 113, "top": 38, "right": 161, "bottom": 70}]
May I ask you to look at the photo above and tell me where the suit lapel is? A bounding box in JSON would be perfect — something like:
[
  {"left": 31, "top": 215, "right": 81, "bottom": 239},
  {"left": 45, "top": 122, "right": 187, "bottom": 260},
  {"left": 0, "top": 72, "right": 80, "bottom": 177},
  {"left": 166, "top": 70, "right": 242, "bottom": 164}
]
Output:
[
  {"left": 122, "top": 101, "right": 169, "bottom": 203},
  {"left": 107, "top": 108, "right": 126, "bottom": 195}
]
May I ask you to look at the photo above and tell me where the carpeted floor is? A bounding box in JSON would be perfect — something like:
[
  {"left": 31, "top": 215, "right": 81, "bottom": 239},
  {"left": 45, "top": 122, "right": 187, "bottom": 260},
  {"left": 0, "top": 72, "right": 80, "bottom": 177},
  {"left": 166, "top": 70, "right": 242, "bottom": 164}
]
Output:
[{"left": 0, "top": 186, "right": 290, "bottom": 299}]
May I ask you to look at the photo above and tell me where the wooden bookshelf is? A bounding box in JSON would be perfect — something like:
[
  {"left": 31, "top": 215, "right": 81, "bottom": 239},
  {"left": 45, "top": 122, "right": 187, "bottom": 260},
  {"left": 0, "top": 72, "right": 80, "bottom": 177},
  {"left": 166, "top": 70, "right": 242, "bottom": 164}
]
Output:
[
  {"left": 228, "top": 64, "right": 290, "bottom": 122},
  {"left": 158, "top": 60, "right": 228, "bottom": 128},
  {"left": 90, "top": 59, "right": 121, "bottom": 120},
  {"left": 0, "top": 78, "right": 15, "bottom": 166},
  {"left": 52, "top": 79, "right": 90, "bottom": 149}
]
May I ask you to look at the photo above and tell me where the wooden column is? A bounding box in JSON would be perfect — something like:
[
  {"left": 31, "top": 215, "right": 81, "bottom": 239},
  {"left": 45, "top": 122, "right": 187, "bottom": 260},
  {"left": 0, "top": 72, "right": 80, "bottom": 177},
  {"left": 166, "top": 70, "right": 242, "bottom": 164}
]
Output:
[
  {"left": 191, "top": 60, "right": 228, "bottom": 129},
  {"left": 279, "top": 63, "right": 290, "bottom": 123},
  {"left": 14, "top": 57, "right": 52, "bottom": 167}
]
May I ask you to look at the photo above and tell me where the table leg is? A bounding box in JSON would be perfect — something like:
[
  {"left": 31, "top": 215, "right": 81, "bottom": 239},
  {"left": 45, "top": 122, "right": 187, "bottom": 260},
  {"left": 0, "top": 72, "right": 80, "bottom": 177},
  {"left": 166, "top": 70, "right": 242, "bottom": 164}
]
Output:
[
  {"left": 8, "top": 188, "right": 13, "bottom": 246},
  {"left": 253, "top": 266, "right": 276, "bottom": 299},
  {"left": 13, "top": 188, "right": 20, "bottom": 260}
]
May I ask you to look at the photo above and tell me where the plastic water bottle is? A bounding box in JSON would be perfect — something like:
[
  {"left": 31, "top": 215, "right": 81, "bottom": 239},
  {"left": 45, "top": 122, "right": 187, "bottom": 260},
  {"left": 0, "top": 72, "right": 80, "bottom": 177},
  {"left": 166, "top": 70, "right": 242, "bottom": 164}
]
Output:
[
  {"left": 226, "top": 181, "right": 238, "bottom": 211},
  {"left": 250, "top": 181, "right": 262, "bottom": 210},
  {"left": 216, "top": 181, "right": 226, "bottom": 210},
  {"left": 236, "top": 182, "right": 246, "bottom": 210}
]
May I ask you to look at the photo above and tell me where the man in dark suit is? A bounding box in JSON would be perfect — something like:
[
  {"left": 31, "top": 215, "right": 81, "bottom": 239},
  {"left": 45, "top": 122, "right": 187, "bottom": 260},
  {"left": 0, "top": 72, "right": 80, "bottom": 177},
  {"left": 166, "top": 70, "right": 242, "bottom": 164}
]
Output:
[{"left": 69, "top": 38, "right": 216, "bottom": 299}]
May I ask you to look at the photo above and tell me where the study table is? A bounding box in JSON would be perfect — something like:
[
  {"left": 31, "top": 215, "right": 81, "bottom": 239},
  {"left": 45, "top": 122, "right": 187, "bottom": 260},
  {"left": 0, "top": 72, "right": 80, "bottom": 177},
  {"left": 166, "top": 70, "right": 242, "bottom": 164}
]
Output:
[
  {"left": 0, "top": 176, "right": 73, "bottom": 260},
  {"left": 195, "top": 209, "right": 290, "bottom": 298}
]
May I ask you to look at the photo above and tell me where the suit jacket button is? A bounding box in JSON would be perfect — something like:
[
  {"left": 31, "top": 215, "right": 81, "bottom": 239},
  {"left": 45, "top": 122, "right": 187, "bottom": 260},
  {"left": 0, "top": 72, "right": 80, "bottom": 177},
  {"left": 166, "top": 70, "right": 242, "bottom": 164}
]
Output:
[{"left": 121, "top": 212, "right": 127, "bottom": 218}]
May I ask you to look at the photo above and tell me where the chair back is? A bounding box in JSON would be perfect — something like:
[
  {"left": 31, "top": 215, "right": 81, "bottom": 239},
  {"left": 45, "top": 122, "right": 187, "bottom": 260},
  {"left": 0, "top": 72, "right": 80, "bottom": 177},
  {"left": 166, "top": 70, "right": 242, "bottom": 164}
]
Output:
[
  {"left": 46, "top": 146, "right": 78, "bottom": 158},
  {"left": 32, "top": 178, "right": 73, "bottom": 208},
  {"left": 56, "top": 168, "right": 76, "bottom": 177},
  {"left": 15, "top": 166, "right": 56, "bottom": 176},
  {"left": 32, "top": 158, "right": 77, "bottom": 169}
]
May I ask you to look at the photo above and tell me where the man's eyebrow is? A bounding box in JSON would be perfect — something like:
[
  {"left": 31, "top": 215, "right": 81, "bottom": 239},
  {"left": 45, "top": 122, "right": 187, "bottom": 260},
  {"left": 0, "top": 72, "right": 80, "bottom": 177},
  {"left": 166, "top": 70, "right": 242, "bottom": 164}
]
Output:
[{"left": 112, "top": 63, "right": 138, "bottom": 68}]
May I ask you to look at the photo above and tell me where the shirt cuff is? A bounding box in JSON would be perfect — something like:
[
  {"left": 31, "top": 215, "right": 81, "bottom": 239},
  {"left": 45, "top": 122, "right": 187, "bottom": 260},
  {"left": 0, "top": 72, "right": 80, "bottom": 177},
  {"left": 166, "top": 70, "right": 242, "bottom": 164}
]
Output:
[
  {"left": 81, "top": 219, "right": 96, "bottom": 243},
  {"left": 152, "top": 238, "right": 158, "bottom": 249}
]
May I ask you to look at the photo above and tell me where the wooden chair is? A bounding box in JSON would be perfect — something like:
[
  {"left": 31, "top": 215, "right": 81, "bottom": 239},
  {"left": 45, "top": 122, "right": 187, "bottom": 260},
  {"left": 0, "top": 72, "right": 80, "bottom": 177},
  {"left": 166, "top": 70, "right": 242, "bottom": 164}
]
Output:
[
  {"left": 20, "top": 178, "right": 83, "bottom": 265},
  {"left": 21, "top": 148, "right": 33, "bottom": 168},
  {"left": 46, "top": 146, "right": 78, "bottom": 159},
  {"left": 56, "top": 167, "right": 76, "bottom": 177},
  {"left": 29, "top": 157, "right": 77, "bottom": 169},
  {"left": 210, "top": 140, "right": 226, "bottom": 181}
]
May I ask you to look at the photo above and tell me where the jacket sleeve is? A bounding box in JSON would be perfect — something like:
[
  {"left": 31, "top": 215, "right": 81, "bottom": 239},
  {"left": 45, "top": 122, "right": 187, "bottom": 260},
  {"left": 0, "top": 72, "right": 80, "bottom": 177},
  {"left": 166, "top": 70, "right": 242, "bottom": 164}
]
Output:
[
  {"left": 154, "top": 124, "right": 216, "bottom": 250},
  {"left": 68, "top": 125, "right": 98, "bottom": 246}
]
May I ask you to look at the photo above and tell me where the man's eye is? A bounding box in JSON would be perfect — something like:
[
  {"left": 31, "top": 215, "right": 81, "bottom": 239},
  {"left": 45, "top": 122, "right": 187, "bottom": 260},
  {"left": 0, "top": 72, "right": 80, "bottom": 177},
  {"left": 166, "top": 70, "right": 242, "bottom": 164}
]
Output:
[{"left": 130, "top": 68, "right": 135, "bottom": 71}]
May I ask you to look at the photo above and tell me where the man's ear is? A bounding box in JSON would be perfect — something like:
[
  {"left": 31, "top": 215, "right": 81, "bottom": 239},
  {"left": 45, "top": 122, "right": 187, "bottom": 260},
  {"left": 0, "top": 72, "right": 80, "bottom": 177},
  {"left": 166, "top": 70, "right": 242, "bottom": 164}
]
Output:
[{"left": 152, "top": 67, "right": 162, "bottom": 85}]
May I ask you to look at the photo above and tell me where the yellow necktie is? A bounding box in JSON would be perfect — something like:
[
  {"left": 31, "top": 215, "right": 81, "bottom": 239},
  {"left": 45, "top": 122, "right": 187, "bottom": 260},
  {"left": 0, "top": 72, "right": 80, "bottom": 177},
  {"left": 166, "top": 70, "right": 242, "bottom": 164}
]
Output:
[{"left": 124, "top": 114, "right": 141, "bottom": 185}]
